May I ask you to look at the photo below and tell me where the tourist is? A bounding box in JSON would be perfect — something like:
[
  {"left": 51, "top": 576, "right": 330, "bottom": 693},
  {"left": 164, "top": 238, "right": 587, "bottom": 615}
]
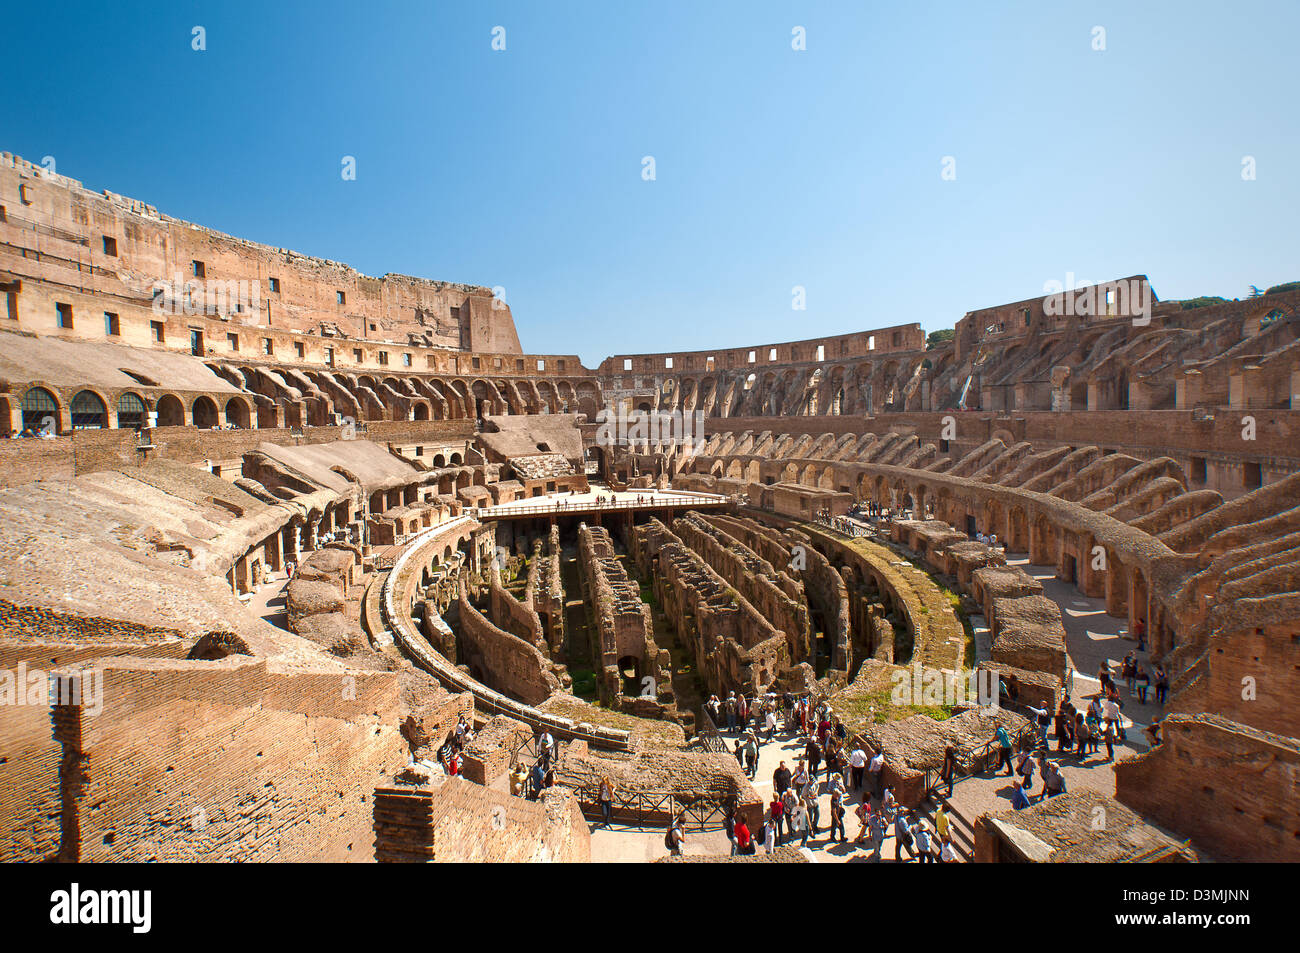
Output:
[
  {"left": 1133, "top": 618, "right": 1146, "bottom": 651},
  {"left": 790, "top": 797, "right": 811, "bottom": 848},
  {"left": 806, "top": 735, "right": 822, "bottom": 778},
  {"left": 848, "top": 745, "right": 867, "bottom": 790},
  {"left": 734, "top": 815, "right": 752, "bottom": 855},
  {"left": 509, "top": 763, "right": 527, "bottom": 797},
  {"left": 773, "top": 760, "right": 792, "bottom": 796},
  {"left": 939, "top": 836, "right": 957, "bottom": 863},
  {"left": 597, "top": 776, "right": 615, "bottom": 827},
  {"left": 935, "top": 803, "right": 950, "bottom": 843},
  {"left": 824, "top": 742, "right": 841, "bottom": 784},
  {"left": 881, "top": 785, "right": 897, "bottom": 819},
  {"left": 539, "top": 729, "right": 554, "bottom": 769},
  {"left": 1038, "top": 755, "right": 1066, "bottom": 799},
  {"left": 1015, "top": 748, "right": 1036, "bottom": 789},
  {"left": 868, "top": 748, "right": 885, "bottom": 797},
  {"left": 855, "top": 799, "right": 872, "bottom": 844},
  {"left": 1025, "top": 702, "right": 1049, "bottom": 748},
  {"left": 1102, "top": 720, "right": 1118, "bottom": 762},
  {"left": 529, "top": 762, "right": 545, "bottom": 800},
  {"left": 447, "top": 750, "right": 462, "bottom": 776},
  {"left": 913, "top": 821, "right": 932, "bottom": 862},
  {"left": 1010, "top": 779, "right": 1031, "bottom": 811},
  {"left": 769, "top": 793, "right": 786, "bottom": 844},
  {"left": 1145, "top": 718, "right": 1162, "bottom": 748},
  {"left": 868, "top": 806, "right": 887, "bottom": 861},
  {"left": 940, "top": 745, "right": 958, "bottom": 797},
  {"left": 1134, "top": 664, "right": 1150, "bottom": 704},
  {"left": 1054, "top": 701, "right": 1073, "bottom": 752},
  {"left": 992, "top": 723, "right": 1014, "bottom": 775},
  {"left": 1154, "top": 665, "right": 1169, "bottom": 706},
  {"left": 801, "top": 772, "right": 821, "bottom": 832},
  {"left": 725, "top": 691, "right": 737, "bottom": 732},
  {"left": 894, "top": 810, "right": 915, "bottom": 861},
  {"left": 1074, "top": 713, "right": 1090, "bottom": 759},
  {"left": 743, "top": 734, "right": 758, "bottom": 778},
  {"left": 665, "top": 814, "right": 686, "bottom": 856},
  {"left": 762, "top": 812, "right": 777, "bottom": 854},
  {"left": 829, "top": 789, "right": 847, "bottom": 843}
]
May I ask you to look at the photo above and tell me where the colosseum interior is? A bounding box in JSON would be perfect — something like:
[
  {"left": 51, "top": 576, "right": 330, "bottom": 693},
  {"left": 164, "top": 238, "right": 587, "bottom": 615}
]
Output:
[{"left": 0, "top": 150, "right": 1296, "bottom": 873}]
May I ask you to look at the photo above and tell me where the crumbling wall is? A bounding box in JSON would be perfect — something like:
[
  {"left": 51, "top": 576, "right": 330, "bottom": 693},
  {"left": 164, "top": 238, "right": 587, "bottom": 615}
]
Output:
[
  {"left": 1114, "top": 713, "right": 1300, "bottom": 862},
  {"left": 456, "top": 586, "right": 560, "bottom": 706},
  {"left": 52, "top": 654, "right": 406, "bottom": 862}
]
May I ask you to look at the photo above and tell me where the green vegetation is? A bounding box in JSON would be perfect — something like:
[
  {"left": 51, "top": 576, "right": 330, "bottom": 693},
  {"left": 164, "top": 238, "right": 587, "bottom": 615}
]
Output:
[
  {"left": 1265, "top": 280, "right": 1300, "bottom": 295},
  {"left": 836, "top": 685, "right": 955, "bottom": 728},
  {"left": 926, "top": 329, "right": 955, "bottom": 350},
  {"left": 1179, "top": 295, "right": 1228, "bottom": 310},
  {"left": 567, "top": 666, "right": 598, "bottom": 700}
]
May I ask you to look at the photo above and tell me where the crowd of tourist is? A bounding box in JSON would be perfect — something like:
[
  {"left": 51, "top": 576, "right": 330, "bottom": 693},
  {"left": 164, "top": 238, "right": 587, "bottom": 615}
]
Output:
[{"left": 699, "top": 691, "right": 962, "bottom": 861}]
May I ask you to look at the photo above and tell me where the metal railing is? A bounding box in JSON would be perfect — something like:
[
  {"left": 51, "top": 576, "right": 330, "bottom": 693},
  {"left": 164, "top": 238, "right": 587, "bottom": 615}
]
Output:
[
  {"left": 481, "top": 492, "right": 727, "bottom": 520},
  {"left": 573, "top": 788, "right": 729, "bottom": 832}
]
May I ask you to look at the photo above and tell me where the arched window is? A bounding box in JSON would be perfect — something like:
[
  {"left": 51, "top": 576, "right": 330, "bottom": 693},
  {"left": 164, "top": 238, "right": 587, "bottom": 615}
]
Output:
[
  {"left": 70, "top": 390, "right": 107, "bottom": 429},
  {"left": 192, "top": 396, "right": 219, "bottom": 429},
  {"left": 116, "top": 392, "right": 146, "bottom": 430},
  {"left": 21, "top": 387, "right": 59, "bottom": 434},
  {"left": 155, "top": 394, "right": 185, "bottom": 427}
]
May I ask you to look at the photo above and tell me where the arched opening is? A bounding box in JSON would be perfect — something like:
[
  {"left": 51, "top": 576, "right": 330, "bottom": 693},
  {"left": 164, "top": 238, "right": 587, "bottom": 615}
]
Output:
[
  {"left": 449, "top": 452, "right": 463, "bottom": 465},
  {"left": 413, "top": 403, "right": 430, "bottom": 421},
  {"left": 432, "top": 453, "right": 446, "bottom": 467},
  {"left": 70, "top": 390, "right": 107, "bottom": 429},
  {"left": 116, "top": 392, "right": 146, "bottom": 430},
  {"left": 156, "top": 394, "right": 185, "bottom": 427},
  {"left": 224, "top": 397, "right": 250, "bottom": 429},
  {"left": 21, "top": 387, "right": 60, "bottom": 435},
  {"left": 192, "top": 396, "right": 219, "bottom": 429}
]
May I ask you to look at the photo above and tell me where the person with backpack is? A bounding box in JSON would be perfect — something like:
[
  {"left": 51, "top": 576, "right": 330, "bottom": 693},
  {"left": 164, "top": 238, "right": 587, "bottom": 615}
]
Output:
[{"left": 665, "top": 814, "right": 685, "bottom": 856}]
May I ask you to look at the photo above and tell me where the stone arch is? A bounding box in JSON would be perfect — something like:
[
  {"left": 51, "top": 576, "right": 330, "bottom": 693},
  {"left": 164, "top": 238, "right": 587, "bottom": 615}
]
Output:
[
  {"left": 21, "top": 386, "right": 61, "bottom": 434},
  {"left": 70, "top": 389, "right": 108, "bottom": 429},
  {"left": 116, "top": 392, "right": 147, "bottom": 430},
  {"left": 224, "top": 396, "right": 251, "bottom": 429},
  {"left": 192, "top": 396, "right": 220, "bottom": 429},
  {"left": 155, "top": 394, "right": 185, "bottom": 427}
]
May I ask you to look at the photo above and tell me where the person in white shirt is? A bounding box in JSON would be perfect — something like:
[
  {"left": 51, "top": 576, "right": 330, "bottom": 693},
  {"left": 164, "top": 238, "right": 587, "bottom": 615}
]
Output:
[
  {"left": 868, "top": 751, "right": 885, "bottom": 798},
  {"left": 849, "top": 747, "right": 868, "bottom": 791},
  {"left": 940, "top": 837, "right": 957, "bottom": 863}
]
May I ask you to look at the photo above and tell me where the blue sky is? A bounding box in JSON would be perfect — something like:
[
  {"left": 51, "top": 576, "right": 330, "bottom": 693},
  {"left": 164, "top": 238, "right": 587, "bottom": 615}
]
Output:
[{"left": 4, "top": 1, "right": 1296, "bottom": 366}]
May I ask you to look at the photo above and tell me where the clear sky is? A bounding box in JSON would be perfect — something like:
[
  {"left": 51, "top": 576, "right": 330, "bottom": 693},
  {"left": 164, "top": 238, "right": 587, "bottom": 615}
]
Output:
[{"left": 4, "top": 1, "right": 1296, "bottom": 366}]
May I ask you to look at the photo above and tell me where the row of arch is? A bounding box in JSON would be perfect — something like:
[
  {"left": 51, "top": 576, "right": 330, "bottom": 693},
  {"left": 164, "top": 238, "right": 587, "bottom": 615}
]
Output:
[{"left": 4, "top": 386, "right": 254, "bottom": 434}]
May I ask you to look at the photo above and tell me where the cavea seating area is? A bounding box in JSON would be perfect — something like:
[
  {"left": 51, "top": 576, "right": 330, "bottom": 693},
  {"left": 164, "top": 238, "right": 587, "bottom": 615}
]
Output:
[{"left": 1, "top": 152, "right": 1297, "bottom": 866}]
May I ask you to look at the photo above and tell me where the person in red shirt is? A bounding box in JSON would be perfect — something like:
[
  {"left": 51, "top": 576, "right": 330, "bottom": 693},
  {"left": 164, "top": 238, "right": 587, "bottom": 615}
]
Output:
[
  {"left": 734, "top": 818, "right": 751, "bottom": 854},
  {"left": 769, "top": 794, "right": 786, "bottom": 844}
]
